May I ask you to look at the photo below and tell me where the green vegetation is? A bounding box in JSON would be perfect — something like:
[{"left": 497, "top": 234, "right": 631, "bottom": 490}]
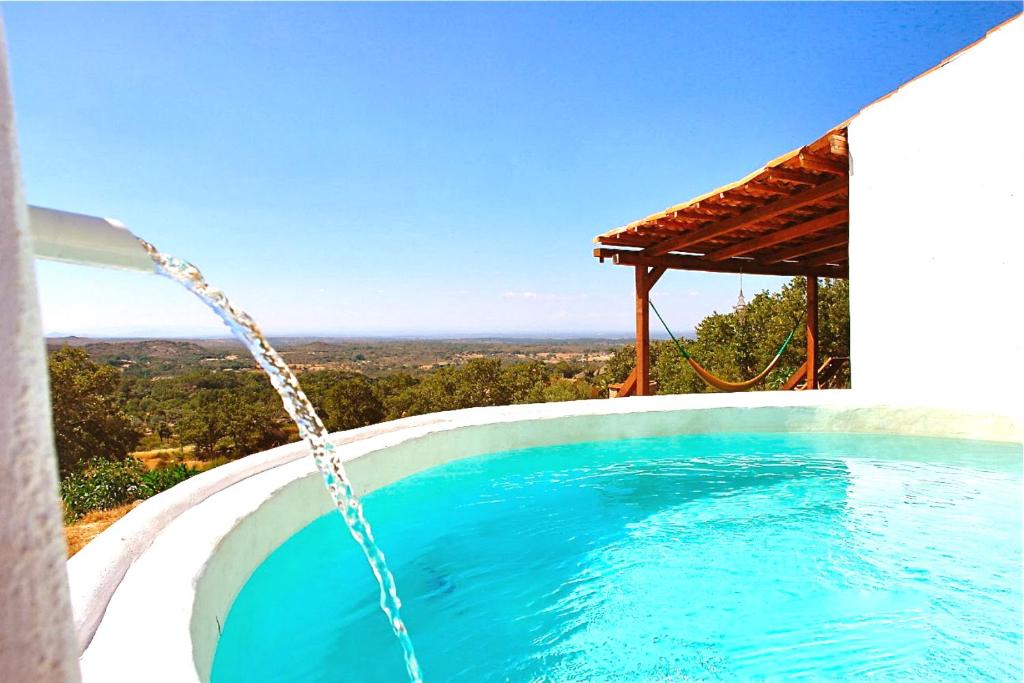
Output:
[
  {"left": 382, "top": 358, "right": 598, "bottom": 417},
  {"left": 49, "top": 346, "right": 603, "bottom": 522},
  {"left": 48, "top": 347, "right": 141, "bottom": 475},
  {"left": 302, "top": 372, "right": 385, "bottom": 430},
  {"left": 601, "top": 278, "right": 850, "bottom": 393},
  {"left": 147, "top": 372, "right": 290, "bottom": 459},
  {"left": 59, "top": 458, "right": 200, "bottom": 523},
  {"left": 50, "top": 276, "right": 849, "bottom": 524}
]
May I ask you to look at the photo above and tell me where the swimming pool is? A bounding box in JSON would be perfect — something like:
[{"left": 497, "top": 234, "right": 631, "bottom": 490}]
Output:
[{"left": 211, "top": 432, "right": 1021, "bottom": 681}]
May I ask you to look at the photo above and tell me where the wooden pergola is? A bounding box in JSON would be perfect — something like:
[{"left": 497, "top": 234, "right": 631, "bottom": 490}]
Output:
[{"left": 594, "top": 125, "right": 850, "bottom": 396}]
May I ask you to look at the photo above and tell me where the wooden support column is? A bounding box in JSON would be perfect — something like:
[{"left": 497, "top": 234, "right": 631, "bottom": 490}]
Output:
[
  {"left": 635, "top": 266, "right": 651, "bottom": 395},
  {"left": 806, "top": 275, "right": 819, "bottom": 390}
]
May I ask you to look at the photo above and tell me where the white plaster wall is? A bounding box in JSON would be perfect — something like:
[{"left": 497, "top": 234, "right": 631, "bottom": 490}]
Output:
[
  {"left": 0, "top": 20, "right": 82, "bottom": 683},
  {"left": 848, "top": 18, "right": 1023, "bottom": 417}
]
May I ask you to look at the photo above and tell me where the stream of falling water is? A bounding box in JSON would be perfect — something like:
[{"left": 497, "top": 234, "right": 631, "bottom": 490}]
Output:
[{"left": 138, "top": 239, "right": 423, "bottom": 683}]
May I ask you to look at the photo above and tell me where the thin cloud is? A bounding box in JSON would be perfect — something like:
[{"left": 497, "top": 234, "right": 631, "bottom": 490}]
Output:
[{"left": 501, "top": 291, "right": 588, "bottom": 302}]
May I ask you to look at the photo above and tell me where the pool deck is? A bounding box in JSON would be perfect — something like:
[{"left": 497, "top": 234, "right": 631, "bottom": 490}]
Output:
[{"left": 68, "top": 390, "right": 1021, "bottom": 682}]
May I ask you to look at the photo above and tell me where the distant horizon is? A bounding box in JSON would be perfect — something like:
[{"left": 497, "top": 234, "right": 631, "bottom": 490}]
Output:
[{"left": 45, "top": 331, "right": 689, "bottom": 342}]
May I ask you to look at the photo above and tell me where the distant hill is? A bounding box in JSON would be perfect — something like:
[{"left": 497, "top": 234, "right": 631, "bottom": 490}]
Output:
[
  {"left": 46, "top": 338, "right": 249, "bottom": 376},
  {"left": 45, "top": 336, "right": 628, "bottom": 377}
]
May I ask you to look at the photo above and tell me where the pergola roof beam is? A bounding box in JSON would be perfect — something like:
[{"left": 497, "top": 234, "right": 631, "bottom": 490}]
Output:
[
  {"left": 804, "top": 247, "right": 849, "bottom": 267},
  {"left": 765, "top": 232, "right": 848, "bottom": 263},
  {"left": 642, "top": 177, "right": 847, "bottom": 257},
  {"left": 594, "top": 247, "right": 848, "bottom": 278},
  {"left": 798, "top": 152, "right": 847, "bottom": 175},
  {"left": 766, "top": 168, "right": 822, "bottom": 185},
  {"left": 703, "top": 208, "right": 849, "bottom": 261}
]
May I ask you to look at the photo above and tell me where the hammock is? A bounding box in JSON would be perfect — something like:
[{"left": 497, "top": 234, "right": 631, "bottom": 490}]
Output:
[{"left": 650, "top": 300, "right": 800, "bottom": 393}]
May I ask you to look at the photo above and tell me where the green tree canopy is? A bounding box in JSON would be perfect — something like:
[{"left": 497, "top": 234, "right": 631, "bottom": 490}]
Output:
[
  {"left": 48, "top": 346, "right": 141, "bottom": 475},
  {"left": 383, "top": 357, "right": 592, "bottom": 419},
  {"left": 175, "top": 380, "right": 288, "bottom": 459},
  {"left": 306, "top": 374, "right": 385, "bottom": 432},
  {"left": 653, "top": 277, "right": 850, "bottom": 393}
]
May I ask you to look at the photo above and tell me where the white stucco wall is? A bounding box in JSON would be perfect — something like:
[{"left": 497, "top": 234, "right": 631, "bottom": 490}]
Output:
[
  {"left": 0, "top": 20, "right": 82, "bottom": 683},
  {"left": 848, "top": 17, "right": 1023, "bottom": 416}
]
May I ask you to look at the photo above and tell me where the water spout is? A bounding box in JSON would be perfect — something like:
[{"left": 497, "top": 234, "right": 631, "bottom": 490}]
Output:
[
  {"left": 140, "top": 243, "right": 423, "bottom": 682},
  {"left": 28, "top": 206, "right": 156, "bottom": 272}
]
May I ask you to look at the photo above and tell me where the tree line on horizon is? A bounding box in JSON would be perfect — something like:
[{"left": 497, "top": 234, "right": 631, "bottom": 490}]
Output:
[{"left": 50, "top": 276, "right": 849, "bottom": 521}]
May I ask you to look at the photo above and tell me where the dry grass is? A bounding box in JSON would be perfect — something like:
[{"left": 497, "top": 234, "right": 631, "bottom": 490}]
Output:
[
  {"left": 133, "top": 444, "right": 206, "bottom": 471},
  {"left": 64, "top": 501, "right": 142, "bottom": 557}
]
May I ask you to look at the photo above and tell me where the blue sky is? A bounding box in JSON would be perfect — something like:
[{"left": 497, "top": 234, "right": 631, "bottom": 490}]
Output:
[{"left": 4, "top": 2, "right": 1018, "bottom": 337}]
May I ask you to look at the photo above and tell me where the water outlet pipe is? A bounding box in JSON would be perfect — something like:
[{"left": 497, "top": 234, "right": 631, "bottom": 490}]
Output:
[{"left": 28, "top": 205, "right": 156, "bottom": 273}]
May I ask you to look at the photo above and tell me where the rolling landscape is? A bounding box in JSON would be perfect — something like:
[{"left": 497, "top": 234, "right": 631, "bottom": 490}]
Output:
[{"left": 45, "top": 336, "right": 628, "bottom": 377}]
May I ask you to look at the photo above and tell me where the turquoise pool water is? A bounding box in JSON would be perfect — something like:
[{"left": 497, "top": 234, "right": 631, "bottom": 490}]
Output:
[{"left": 211, "top": 433, "right": 1022, "bottom": 681}]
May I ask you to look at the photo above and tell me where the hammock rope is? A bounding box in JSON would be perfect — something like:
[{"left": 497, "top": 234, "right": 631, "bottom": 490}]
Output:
[{"left": 649, "top": 300, "right": 801, "bottom": 392}]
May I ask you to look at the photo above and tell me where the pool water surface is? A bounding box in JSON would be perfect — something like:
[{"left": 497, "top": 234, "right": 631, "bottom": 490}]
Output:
[{"left": 211, "top": 432, "right": 1022, "bottom": 681}]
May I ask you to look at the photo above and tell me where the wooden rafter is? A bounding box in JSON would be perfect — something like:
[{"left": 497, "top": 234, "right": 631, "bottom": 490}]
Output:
[
  {"left": 744, "top": 183, "right": 788, "bottom": 197},
  {"left": 674, "top": 205, "right": 734, "bottom": 218},
  {"left": 642, "top": 177, "right": 848, "bottom": 257},
  {"left": 764, "top": 232, "right": 848, "bottom": 263},
  {"left": 703, "top": 209, "right": 848, "bottom": 261},
  {"left": 646, "top": 266, "right": 668, "bottom": 290},
  {"left": 828, "top": 133, "right": 848, "bottom": 156},
  {"left": 766, "top": 168, "right": 821, "bottom": 185},
  {"left": 595, "top": 247, "right": 848, "bottom": 278},
  {"left": 798, "top": 152, "right": 847, "bottom": 175},
  {"left": 804, "top": 247, "right": 849, "bottom": 266}
]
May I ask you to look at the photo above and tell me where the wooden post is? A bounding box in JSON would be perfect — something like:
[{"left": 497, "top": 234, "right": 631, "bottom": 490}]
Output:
[
  {"left": 635, "top": 266, "right": 651, "bottom": 396},
  {"left": 806, "top": 275, "right": 818, "bottom": 390}
]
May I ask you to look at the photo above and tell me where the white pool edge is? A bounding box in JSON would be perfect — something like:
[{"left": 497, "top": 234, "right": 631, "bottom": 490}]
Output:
[{"left": 70, "top": 392, "right": 1022, "bottom": 682}]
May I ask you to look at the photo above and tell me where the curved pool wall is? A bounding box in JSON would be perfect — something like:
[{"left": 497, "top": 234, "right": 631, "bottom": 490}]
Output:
[{"left": 70, "top": 391, "right": 1021, "bottom": 682}]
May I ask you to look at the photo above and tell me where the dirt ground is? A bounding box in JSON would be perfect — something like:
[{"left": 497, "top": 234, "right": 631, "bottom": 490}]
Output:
[{"left": 64, "top": 502, "right": 142, "bottom": 557}]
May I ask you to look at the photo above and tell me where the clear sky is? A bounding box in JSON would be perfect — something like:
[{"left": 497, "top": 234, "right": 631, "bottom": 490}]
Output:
[{"left": 4, "top": 2, "right": 1019, "bottom": 337}]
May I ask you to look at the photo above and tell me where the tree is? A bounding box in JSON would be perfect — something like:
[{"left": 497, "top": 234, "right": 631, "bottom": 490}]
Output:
[
  {"left": 156, "top": 422, "right": 172, "bottom": 443},
  {"left": 176, "top": 388, "right": 286, "bottom": 459},
  {"left": 383, "top": 358, "right": 571, "bottom": 419},
  {"left": 537, "top": 378, "right": 595, "bottom": 402},
  {"left": 502, "top": 361, "right": 550, "bottom": 404},
  {"left": 170, "top": 371, "right": 289, "bottom": 459},
  {"left": 315, "top": 376, "right": 385, "bottom": 432},
  {"left": 597, "top": 344, "right": 636, "bottom": 391},
  {"left": 451, "top": 357, "right": 511, "bottom": 407},
  {"left": 175, "top": 391, "right": 226, "bottom": 458},
  {"left": 650, "top": 276, "right": 850, "bottom": 394},
  {"left": 47, "top": 347, "right": 141, "bottom": 476}
]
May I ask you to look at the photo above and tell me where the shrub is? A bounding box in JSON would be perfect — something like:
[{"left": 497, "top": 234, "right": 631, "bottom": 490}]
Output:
[
  {"left": 539, "top": 378, "right": 595, "bottom": 403},
  {"left": 60, "top": 458, "right": 146, "bottom": 522},
  {"left": 141, "top": 463, "right": 202, "bottom": 495},
  {"left": 60, "top": 457, "right": 201, "bottom": 523}
]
